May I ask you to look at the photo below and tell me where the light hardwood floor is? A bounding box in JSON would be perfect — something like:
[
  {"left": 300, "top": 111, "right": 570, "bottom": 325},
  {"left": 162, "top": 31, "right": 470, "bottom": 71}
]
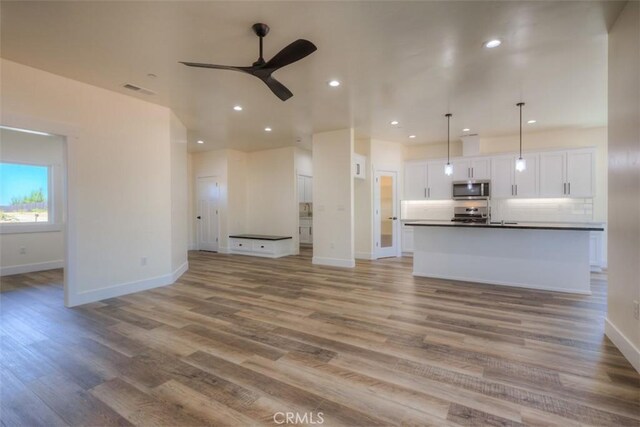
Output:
[{"left": 1, "top": 248, "right": 638, "bottom": 426}]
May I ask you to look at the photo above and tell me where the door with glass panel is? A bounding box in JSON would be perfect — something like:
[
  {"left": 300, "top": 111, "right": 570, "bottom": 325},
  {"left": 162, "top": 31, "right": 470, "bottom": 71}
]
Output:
[{"left": 374, "top": 171, "right": 399, "bottom": 258}]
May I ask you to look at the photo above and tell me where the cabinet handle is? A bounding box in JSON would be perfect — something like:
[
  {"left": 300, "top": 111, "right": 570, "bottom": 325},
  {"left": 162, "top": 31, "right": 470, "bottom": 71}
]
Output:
[
  {"left": 471, "top": 167, "right": 474, "bottom": 178},
  {"left": 515, "top": 185, "right": 518, "bottom": 196},
  {"left": 563, "top": 183, "right": 566, "bottom": 195},
  {"left": 424, "top": 188, "right": 427, "bottom": 198},
  {"left": 356, "top": 164, "right": 360, "bottom": 175},
  {"left": 568, "top": 182, "right": 570, "bottom": 195}
]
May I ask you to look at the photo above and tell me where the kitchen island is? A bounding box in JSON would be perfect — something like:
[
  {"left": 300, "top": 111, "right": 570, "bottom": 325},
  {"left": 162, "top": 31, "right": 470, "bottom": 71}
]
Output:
[{"left": 405, "top": 221, "right": 604, "bottom": 294}]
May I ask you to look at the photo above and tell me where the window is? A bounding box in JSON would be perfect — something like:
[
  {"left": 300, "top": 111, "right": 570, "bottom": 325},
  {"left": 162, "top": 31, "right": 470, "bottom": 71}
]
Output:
[{"left": 0, "top": 162, "right": 51, "bottom": 224}]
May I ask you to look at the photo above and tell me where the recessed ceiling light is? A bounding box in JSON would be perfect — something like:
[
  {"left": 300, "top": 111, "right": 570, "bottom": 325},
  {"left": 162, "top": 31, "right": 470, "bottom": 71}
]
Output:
[
  {"left": 527, "top": 120, "right": 537, "bottom": 124},
  {"left": 484, "top": 39, "right": 502, "bottom": 49},
  {"left": 233, "top": 105, "right": 243, "bottom": 111},
  {"left": 328, "top": 80, "right": 340, "bottom": 87},
  {"left": 390, "top": 120, "right": 399, "bottom": 125},
  {"left": 409, "top": 135, "right": 416, "bottom": 139},
  {"left": 463, "top": 128, "right": 470, "bottom": 132},
  {"left": 264, "top": 127, "right": 272, "bottom": 132},
  {"left": 196, "top": 140, "right": 204, "bottom": 144}
]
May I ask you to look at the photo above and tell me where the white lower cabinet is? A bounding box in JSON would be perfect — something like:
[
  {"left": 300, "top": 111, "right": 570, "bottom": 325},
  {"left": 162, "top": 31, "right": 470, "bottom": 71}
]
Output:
[
  {"left": 299, "top": 219, "right": 312, "bottom": 244},
  {"left": 402, "top": 225, "right": 414, "bottom": 253},
  {"left": 589, "top": 230, "right": 605, "bottom": 271},
  {"left": 229, "top": 236, "right": 293, "bottom": 258}
]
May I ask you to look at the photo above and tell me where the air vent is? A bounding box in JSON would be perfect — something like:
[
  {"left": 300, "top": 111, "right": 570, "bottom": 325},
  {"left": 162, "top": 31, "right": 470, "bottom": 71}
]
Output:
[{"left": 122, "top": 83, "right": 155, "bottom": 96}]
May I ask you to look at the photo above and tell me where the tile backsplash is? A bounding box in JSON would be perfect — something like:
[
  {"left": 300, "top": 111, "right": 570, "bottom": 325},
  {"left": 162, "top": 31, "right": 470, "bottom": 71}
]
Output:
[
  {"left": 491, "top": 198, "right": 594, "bottom": 222},
  {"left": 401, "top": 198, "right": 595, "bottom": 223}
]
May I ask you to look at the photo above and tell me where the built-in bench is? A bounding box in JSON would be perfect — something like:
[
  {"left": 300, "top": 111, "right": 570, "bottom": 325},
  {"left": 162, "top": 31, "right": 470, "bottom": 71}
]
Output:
[{"left": 228, "top": 234, "right": 293, "bottom": 258}]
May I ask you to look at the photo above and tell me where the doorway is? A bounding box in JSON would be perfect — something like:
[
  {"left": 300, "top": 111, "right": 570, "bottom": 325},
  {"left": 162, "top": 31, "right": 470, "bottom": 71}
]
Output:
[
  {"left": 374, "top": 170, "right": 399, "bottom": 258},
  {"left": 196, "top": 176, "right": 220, "bottom": 252}
]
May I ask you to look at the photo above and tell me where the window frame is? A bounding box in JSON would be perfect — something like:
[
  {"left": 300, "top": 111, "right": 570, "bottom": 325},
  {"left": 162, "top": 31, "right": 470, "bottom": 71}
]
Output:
[{"left": 0, "top": 160, "right": 60, "bottom": 234}]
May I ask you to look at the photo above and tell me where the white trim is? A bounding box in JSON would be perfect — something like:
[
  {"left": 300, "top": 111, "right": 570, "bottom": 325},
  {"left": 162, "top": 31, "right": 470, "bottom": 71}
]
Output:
[
  {"left": 0, "top": 260, "right": 64, "bottom": 276},
  {"left": 312, "top": 256, "right": 355, "bottom": 268},
  {"left": 171, "top": 261, "right": 189, "bottom": 282},
  {"left": 355, "top": 251, "right": 374, "bottom": 260},
  {"left": 67, "top": 261, "right": 189, "bottom": 307},
  {"left": 412, "top": 272, "right": 592, "bottom": 295},
  {"left": 0, "top": 223, "right": 62, "bottom": 234},
  {"left": 605, "top": 318, "right": 640, "bottom": 373}
]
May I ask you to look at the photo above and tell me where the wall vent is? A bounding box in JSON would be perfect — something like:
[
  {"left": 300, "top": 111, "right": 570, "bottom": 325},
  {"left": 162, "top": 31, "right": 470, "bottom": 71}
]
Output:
[{"left": 122, "top": 83, "right": 155, "bottom": 96}]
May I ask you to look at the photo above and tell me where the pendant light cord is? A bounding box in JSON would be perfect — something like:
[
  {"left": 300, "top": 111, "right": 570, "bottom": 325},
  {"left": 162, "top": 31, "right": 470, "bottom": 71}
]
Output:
[
  {"left": 517, "top": 102, "right": 524, "bottom": 158},
  {"left": 445, "top": 113, "right": 452, "bottom": 163}
]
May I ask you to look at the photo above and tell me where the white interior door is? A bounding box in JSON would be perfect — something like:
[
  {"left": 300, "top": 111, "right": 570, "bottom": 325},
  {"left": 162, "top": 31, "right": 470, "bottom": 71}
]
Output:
[
  {"left": 375, "top": 171, "right": 399, "bottom": 259},
  {"left": 197, "top": 177, "right": 220, "bottom": 252}
]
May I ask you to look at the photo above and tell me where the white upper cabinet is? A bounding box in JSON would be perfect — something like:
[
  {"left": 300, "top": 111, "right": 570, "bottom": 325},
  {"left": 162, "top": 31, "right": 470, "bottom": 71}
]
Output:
[
  {"left": 539, "top": 151, "right": 567, "bottom": 197},
  {"left": 426, "top": 160, "right": 453, "bottom": 199},
  {"left": 566, "top": 149, "right": 595, "bottom": 197},
  {"left": 404, "top": 147, "right": 595, "bottom": 201},
  {"left": 404, "top": 163, "right": 427, "bottom": 200},
  {"left": 491, "top": 156, "right": 516, "bottom": 198},
  {"left": 514, "top": 154, "right": 538, "bottom": 198},
  {"left": 538, "top": 148, "right": 595, "bottom": 198},
  {"left": 403, "top": 161, "right": 451, "bottom": 200},
  {"left": 491, "top": 154, "right": 538, "bottom": 198},
  {"left": 298, "top": 175, "right": 313, "bottom": 203},
  {"left": 451, "top": 157, "right": 491, "bottom": 181}
]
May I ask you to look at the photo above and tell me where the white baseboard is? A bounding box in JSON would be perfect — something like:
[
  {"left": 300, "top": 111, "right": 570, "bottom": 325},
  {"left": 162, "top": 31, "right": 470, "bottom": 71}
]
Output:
[
  {"left": 171, "top": 261, "right": 189, "bottom": 282},
  {"left": 312, "top": 256, "right": 355, "bottom": 268},
  {"left": 0, "top": 260, "right": 64, "bottom": 277},
  {"left": 67, "top": 261, "right": 189, "bottom": 307},
  {"left": 605, "top": 318, "right": 640, "bottom": 373},
  {"left": 412, "top": 271, "right": 592, "bottom": 295},
  {"left": 355, "top": 252, "right": 374, "bottom": 260}
]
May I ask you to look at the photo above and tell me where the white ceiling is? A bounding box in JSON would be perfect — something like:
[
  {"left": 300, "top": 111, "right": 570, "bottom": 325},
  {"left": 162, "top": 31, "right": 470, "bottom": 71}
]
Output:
[{"left": 0, "top": 1, "right": 624, "bottom": 152}]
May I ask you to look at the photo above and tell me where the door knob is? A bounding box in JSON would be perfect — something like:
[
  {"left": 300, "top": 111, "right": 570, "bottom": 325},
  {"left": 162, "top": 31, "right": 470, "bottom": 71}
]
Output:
[
  {"left": 388, "top": 216, "right": 398, "bottom": 220},
  {"left": 196, "top": 216, "right": 201, "bottom": 219}
]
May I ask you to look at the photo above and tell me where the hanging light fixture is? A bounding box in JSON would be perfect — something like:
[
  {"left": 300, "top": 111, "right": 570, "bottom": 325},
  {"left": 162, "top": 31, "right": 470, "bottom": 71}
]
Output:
[
  {"left": 444, "top": 113, "right": 453, "bottom": 176},
  {"left": 515, "top": 102, "right": 526, "bottom": 172}
]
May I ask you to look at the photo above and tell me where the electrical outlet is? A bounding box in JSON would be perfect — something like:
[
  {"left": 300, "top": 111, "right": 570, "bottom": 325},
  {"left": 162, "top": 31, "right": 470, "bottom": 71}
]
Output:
[
  {"left": 141, "top": 257, "right": 147, "bottom": 266},
  {"left": 19, "top": 247, "right": 26, "bottom": 255},
  {"left": 633, "top": 300, "right": 639, "bottom": 321}
]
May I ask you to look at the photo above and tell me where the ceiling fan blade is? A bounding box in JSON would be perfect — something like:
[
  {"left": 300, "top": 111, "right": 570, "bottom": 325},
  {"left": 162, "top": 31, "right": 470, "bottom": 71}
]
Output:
[
  {"left": 262, "top": 76, "right": 293, "bottom": 101},
  {"left": 264, "top": 39, "right": 317, "bottom": 70},
  {"left": 180, "top": 62, "right": 249, "bottom": 73}
]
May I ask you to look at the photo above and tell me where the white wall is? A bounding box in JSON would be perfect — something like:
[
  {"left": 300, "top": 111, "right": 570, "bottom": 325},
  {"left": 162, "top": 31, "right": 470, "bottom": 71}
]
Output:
[
  {"left": 0, "top": 129, "right": 65, "bottom": 275},
  {"left": 312, "top": 129, "right": 354, "bottom": 267},
  {"left": 1, "top": 59, "right": 187, "bottom": 306},
  {"left": 606, "top": 1, "right": 640, "bottom": 372},
  {"left": 170, "top": 112, "right": 188, "bottom": 274},
  {"left": 246, "top": 147, "right": 298, "bottom": 248},
  {"left": 354, "top": 139, "right": 373, "bottom": 259}
]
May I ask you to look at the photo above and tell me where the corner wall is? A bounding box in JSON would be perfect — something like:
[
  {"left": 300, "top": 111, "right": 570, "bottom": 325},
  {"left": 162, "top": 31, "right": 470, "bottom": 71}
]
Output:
[
  {"left": 312, "top": 129, "right": 354, "bottom": 267},
  {"left": 606, "top": 0, "right": 640, "bottom": 372},
  {"left": 1, "top": 59, "right": 187, "bottom": 306}
]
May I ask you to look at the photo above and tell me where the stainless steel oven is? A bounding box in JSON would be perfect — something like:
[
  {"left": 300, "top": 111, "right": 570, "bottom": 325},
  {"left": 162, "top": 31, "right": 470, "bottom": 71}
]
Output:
[{"left": 452, "top": 180, "right": 490, "bottom": 200}]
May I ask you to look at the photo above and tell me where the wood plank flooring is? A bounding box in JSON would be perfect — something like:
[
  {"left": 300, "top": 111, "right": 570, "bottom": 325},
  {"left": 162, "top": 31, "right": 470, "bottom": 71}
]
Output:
[{"left": 1, "top": 248, "right": 638, "bottom": 426}]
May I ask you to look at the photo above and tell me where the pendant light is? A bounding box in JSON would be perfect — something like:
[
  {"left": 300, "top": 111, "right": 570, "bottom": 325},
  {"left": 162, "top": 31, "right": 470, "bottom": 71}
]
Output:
[
  {"left": 444, "top": 113, "right": 453, "bottom": 176},
  {"left": 515, "top": 102, "right": 526, "bottom": 172}
]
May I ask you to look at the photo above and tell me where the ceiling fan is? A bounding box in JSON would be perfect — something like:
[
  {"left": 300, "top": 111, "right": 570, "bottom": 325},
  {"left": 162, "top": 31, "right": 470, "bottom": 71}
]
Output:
[{"left": 180, "top": 23, "right": 317, "bottom": 101}]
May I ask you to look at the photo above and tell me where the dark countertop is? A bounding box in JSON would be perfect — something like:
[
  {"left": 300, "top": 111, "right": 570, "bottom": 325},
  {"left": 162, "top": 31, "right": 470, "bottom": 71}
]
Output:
[
  {"left": 404, "top": 220, "right": 604, "bottom": 232},
  {"left": 229, "top": 234, "right": 292, "bottom": 241}
]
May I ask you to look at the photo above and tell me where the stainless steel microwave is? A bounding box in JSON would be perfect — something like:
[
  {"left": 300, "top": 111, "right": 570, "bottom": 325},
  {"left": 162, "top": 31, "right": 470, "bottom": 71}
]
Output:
[{"left": 452, "top": 180, "right": 490, "bottom": 200}]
